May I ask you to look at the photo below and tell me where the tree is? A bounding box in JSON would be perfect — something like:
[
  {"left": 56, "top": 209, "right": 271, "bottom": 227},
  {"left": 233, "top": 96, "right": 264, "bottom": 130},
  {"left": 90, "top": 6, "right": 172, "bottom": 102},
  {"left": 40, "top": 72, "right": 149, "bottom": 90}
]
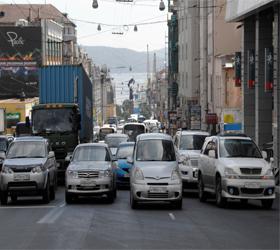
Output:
[{"left": 122, "top": 99, "right": 133, "bottom": 120}]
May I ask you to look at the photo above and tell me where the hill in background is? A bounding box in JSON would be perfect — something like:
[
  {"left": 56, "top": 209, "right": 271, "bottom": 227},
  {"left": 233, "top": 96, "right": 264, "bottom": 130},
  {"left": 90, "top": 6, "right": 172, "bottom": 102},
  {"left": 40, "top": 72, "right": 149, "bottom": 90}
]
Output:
[{"left": 83, "top": 46, "right": 166, "bottom": 73}]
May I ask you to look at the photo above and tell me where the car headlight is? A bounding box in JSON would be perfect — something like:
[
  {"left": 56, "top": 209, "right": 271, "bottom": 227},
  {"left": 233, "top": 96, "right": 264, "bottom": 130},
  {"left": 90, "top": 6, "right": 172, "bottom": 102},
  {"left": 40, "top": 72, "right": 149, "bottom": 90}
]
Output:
[
  {"left": 134, "top": 168, "right": 144, "bottom": 181},
  {"left": 171, "top": 169, "right": 181, "bottom": 183},
  {"left": 224, "top": 167, "right": 239, "bottom": 179},
  {"left": 179, "top": 155, "right": 190, "bottom": 166},
  {"left": 67, "top": 170, "right": 78, "bottom": 179},
  {"left": 2, "top": 166, "right": 13, "bottom": 174},
  {"left": 99, "top": 169, "right": 112, "bottom": 177},
  {"left": 262, "top": 168, "right": 275, "bottom": 180},
  {"left": 31, "top": 165, "right": 43, "bottom": 174}
]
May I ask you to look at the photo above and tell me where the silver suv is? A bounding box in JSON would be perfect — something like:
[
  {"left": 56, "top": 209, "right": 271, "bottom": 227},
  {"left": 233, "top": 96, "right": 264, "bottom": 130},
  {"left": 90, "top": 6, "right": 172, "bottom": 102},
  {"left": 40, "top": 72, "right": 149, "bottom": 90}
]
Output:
[
  {"left": 129, "top": 133, "right": 182, "bottom": 209},
  {"left": 0, "top": 136, "right": 57, "bottom": 205},
  {"left": 174, "top": 130, "right": 209, "bottom": 189},
  {"left": 198, "top": 134, "right": 275, "bottom": 209}
]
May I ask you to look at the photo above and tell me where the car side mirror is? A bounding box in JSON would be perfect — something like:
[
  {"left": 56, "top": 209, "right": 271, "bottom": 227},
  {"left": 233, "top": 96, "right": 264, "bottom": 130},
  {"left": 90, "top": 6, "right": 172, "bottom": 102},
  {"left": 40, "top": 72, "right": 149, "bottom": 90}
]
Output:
[
  {"left": 262, "top": 151, "right": 268, "bottom": 160},
  {"left": 127, "top": 156, "right": 133, "bottom": 164},
  {"left": 270, "top": 157, "right": 274, "bottom": 163},
  {"left": 48, "top": 151, "right": 55, "bottom": 158},
  {"left": 208, "top": 150, "right": 216, "bottom": 158},
  {"left": 65, "top": 155, "right": 72, "bottom": 162}
]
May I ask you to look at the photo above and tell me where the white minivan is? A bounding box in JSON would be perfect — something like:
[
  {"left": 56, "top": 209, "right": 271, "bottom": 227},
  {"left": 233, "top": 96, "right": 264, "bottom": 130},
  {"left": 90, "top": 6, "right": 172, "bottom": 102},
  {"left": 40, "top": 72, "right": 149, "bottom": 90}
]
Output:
[{"left": 129, "top": 133, "right": 182, "bottom": 209}]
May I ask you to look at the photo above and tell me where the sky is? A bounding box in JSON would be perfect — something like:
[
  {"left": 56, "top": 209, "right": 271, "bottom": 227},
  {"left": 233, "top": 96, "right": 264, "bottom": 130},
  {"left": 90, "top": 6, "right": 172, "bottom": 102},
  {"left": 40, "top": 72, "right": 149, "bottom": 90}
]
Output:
[{"left": 3, "top": 0, "right": 168, "bottom": 52}]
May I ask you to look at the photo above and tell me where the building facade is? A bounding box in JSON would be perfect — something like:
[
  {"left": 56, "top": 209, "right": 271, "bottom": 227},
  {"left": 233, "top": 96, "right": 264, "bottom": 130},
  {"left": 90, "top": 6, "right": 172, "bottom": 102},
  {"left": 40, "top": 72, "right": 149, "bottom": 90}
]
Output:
[{"left": 226, "top": 0, "right": 280, "bottom": 181}]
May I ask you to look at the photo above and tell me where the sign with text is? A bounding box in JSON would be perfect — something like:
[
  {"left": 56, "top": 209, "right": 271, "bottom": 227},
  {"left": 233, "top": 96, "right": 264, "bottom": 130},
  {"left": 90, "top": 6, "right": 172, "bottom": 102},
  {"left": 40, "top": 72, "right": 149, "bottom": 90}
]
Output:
[{"left": 0, "top": 26, "right": 42, "bottom": 99}]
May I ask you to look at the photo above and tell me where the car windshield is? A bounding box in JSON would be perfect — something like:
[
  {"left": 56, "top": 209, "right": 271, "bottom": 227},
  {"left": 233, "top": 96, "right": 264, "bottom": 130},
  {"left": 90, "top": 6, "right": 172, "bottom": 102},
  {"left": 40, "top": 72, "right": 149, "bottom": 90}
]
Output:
[
  {"left": 0, "top": 138, "right": 8, "bottom": 151},
  {"left": 105, "top": 136, "right": 128, "bottom": 148},
  {"left": 136, "top": 139, "right": 176, "bottom": 161},
  {"left": 7, "top": 141, "right": 46, "bottom": 158},
  {"left": 123, "top": 124, "right": 145, "bottom": 142},
  {"left": 73, "top": 146, "right": 111, "bottom": 162},
  {"left": 219, "top": 139, "right": 262, "bottom": 158},
  {"left": 179, "top": 134, "right": 208, "bottom": 150},
  {"left": 117, "top": 145, "right": 134, "bottom": 159},
  {"left": 32, "top": 108, "right": 76, "bottom": 133}
]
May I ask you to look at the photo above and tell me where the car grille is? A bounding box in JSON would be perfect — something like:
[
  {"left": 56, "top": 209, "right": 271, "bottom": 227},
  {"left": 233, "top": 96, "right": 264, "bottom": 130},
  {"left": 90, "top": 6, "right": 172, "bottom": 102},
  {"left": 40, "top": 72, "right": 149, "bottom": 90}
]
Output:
[
  {"left": 190, "top": 159, "right": 198, "bottom": 167},
  {"left": 78, "top": 171, "right": 99, "bottom": 178},
  {"left": 10, "top": 166, "right": 33, "bottom": 173},
  {"left": 240, "top": 188, "right": 264, "bottom": 195},
  {"left": 8, "top": 181, "right": 37, "bottom": 187},
  {"left": 147, "top": 183, "right": 168, "bottom": 186},
  {"left": 239, "top": 176, "right": 263, "bottom": 179},
  {"left": 147, "top": 192, "right": 169, "bottom": 199},
  {"left": 76, "top": 185, "right": 101, "bottom": 191},
  {"left": 240, "top": 168, "right": 262, "bottom": 175}
]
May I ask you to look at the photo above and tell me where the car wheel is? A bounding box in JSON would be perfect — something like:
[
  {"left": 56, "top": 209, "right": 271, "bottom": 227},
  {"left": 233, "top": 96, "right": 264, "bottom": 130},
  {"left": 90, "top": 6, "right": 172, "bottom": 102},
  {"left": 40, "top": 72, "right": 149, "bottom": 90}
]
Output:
[
  {"left": 0, "top": 191, "right": 8, "bottom": 205},
  {"left": 65, "top": 191, "right": 74, "bottom": 204},
  {"left": 11, "top": 194, "right": 17, "bottom": 203},
  {"left": 240, "top": 199, "right": 248, "bottom": 206},
  {"left": 173, "top": 198, "right": 182, "bottom": 210},
  {"left": 42, "top": 179, "right": 50, "bottom": 204},
  {"left": 215, "top": 177, "right": 227, "bottom": 208},
  {"left": 198, "top": 175, "right": 208, "bottom": 202},
  {"left": 107, "top": 191, "right": 115, "bottom": 203},
  {"left": 261, "top": 199, "right": 274, "bottom": 209},
  {"left": 130, "top": 191, "right": 138, "bottom": 209}
]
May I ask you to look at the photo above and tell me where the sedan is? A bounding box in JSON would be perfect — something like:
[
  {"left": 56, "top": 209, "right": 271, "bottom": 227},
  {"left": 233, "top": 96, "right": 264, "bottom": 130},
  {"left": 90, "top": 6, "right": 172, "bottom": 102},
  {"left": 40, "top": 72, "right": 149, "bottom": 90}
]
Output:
[{"left": 65, "top": 143, "right": 117, "bottom": 203}]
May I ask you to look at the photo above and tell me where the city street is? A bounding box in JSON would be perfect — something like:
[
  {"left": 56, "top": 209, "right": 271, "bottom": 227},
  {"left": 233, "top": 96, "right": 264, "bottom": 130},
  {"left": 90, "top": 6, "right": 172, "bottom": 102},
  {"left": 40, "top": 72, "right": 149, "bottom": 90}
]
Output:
[{"left": 0, "top": 188, "right": 278, "bottom": 249}]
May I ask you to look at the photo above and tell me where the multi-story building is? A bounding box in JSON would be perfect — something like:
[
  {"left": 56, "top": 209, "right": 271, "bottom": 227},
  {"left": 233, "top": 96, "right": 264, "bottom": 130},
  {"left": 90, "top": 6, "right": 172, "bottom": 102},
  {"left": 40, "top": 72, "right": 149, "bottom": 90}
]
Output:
[{"left": 226, "top": 0, "right": 279, "bottom": 181}]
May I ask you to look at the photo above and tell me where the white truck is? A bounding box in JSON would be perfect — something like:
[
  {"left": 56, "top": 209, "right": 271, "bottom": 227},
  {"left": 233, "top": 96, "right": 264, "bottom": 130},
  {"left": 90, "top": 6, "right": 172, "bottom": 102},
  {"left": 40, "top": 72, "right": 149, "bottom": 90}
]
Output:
[{"left": 0, "top": 109, "right": 5, "bottom": 134}]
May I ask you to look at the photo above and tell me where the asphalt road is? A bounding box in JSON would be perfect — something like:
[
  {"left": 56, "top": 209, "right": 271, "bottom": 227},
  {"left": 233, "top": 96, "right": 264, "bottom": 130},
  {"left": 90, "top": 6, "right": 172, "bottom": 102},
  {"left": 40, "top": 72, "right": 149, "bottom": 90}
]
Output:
[{"left": 0, "top": 188, "right": 279, "bottom": 250}]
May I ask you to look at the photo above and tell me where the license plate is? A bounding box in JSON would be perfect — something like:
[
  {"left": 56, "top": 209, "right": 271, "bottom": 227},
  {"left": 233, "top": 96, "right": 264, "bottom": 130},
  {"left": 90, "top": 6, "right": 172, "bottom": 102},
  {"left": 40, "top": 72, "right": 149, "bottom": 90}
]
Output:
[
  {"left": 80, "top": 179, "right": 96, "bottom": 186},
  {"left": 149, "top": 187, "right": 167, "bottom": 193},
  {"left": 14, "top": 174, "right": 30, "bottom": 181},
  {"left": 244, "top": 182, "right": 260, "bottom": 189}
]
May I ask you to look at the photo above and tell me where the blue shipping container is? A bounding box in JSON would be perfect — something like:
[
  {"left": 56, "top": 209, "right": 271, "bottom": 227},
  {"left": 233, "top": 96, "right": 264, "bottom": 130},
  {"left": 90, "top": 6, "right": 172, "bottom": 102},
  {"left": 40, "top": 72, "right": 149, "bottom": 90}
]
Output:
[{"left": 39, "top": 65, "right": 93, "bottom": 141}]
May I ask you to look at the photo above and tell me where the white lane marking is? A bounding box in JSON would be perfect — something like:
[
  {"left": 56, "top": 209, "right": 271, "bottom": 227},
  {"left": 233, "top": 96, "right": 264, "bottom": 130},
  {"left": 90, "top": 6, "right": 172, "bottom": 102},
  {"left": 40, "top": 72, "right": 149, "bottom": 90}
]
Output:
[
  {"left": 169, "top": 213, "right": 176, "bottom": 220},
  {"left": 59, "top": 202, "right": 65, "bottom": 208},
  {"left": 37, "top": 206, "right": 65, "bottom": 224},
  {"left": 0, "top": 205, "right": 56, "bottom": 209}
]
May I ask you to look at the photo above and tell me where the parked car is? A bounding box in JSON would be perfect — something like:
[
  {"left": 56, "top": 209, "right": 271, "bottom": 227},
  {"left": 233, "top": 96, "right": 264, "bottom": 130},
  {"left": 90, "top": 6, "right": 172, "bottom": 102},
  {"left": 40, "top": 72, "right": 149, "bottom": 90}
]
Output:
[
  {"left": 0, "top": 135, "right": 9, "bottom": 169},
  {"left": 115, "top": 142, "right": 135, "bottom": 187},
  {"left": 0, "top": 136, "right": 57, "bottom": 205},
  {"left": 198, "top": 134, "right": 276, "bottom": 209},
  {"left": 65, "top": 143, "right": 117, "bottom": 203},
  {"left": 129, "top": 133, "right": 182, "bottom": 209},
  {"left": 104, "top": 133, "right": 129, "bottom": 156},
  {"left": 174, "top": 130, "right": 209, "bottom": 189}
]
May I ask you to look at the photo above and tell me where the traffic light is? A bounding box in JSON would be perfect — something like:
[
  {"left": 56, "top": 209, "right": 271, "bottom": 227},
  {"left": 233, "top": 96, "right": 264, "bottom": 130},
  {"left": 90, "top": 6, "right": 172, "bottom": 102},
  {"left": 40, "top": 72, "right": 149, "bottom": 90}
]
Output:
[
  {"left": 235, "top": 52, "right": 241, "bottom": 87},
  {"left": 247, "top": 49, "right": 255, "bottom": 89},
  {"left": 265, "top": 47, "right": 273, "bottom": 92}
]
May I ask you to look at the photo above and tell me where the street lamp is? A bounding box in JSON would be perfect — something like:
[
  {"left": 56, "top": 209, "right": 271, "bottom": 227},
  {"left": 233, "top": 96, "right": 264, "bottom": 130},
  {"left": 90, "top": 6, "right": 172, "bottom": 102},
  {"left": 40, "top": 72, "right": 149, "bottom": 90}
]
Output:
[
  {"left": 159, "top": 0, "right": 165, "bottom": 11},
  {"left": 92, "top": 0, "right": 98, "bottom": 9}
]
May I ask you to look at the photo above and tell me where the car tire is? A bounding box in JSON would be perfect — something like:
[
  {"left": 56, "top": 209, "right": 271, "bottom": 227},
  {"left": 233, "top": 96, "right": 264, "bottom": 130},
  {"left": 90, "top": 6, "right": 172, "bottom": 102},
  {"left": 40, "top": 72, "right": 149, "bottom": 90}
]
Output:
[
  {"left": 107, "top": 191, "right": 115, "bottom": 203},
  {"left": 130, "top": 191, "right": 138, "bottom": 209},
  {"left": 240, "top": 199, "right": 248, "bottom": 206},
  {"left": 65, "top": 191, "right": 74, "bottom": 204},
  {"left": 11, "top": 194, "right": 17, "bottom": 203},
  {"left": 198, "top": 175, "right": 208, "bottom": 202},
  {"left": 0, "top": 191, "right": 8, "bottom": 205},
  {"left": 173, "top": 198, "right": 182, "bottom": 210},
  {"left": 261, "top": 199, "right": 274, "bottom": 209},
  {"left": 42, "top": 179, "right": 50, "bottom": 204},
  {"left": 215, "top": 177, "right": 227, "bottom": 208}
]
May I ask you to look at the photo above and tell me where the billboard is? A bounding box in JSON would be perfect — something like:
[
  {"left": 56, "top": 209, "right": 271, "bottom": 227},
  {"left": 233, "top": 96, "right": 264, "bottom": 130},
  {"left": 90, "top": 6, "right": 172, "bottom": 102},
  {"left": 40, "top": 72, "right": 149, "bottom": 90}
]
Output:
[{"left": 0, "top": 26, "right": 42, "bottom": 99}]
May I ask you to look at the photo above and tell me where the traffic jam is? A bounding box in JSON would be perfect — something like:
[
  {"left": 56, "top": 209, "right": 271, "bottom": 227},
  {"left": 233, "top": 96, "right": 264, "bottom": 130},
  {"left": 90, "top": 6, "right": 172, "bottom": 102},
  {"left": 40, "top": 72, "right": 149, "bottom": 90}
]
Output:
[{"left": 0, "top": 119, "right": 277, "bottom": 210}]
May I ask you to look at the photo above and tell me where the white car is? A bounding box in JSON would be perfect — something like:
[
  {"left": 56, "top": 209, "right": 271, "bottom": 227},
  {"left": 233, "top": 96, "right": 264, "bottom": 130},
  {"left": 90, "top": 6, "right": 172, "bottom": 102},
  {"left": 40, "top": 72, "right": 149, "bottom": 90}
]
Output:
[
  {"left": 129, "top": 133, "right": 182, "bottom": 209},
  {"left": 65, "top": 143, "right": 117, "bottom": 203},
  {"left": 198, "top": 134, "right": 275, "bottom": 208},
  {"left": 174, "top": 130, "right": 209, "bottom": 189}
]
